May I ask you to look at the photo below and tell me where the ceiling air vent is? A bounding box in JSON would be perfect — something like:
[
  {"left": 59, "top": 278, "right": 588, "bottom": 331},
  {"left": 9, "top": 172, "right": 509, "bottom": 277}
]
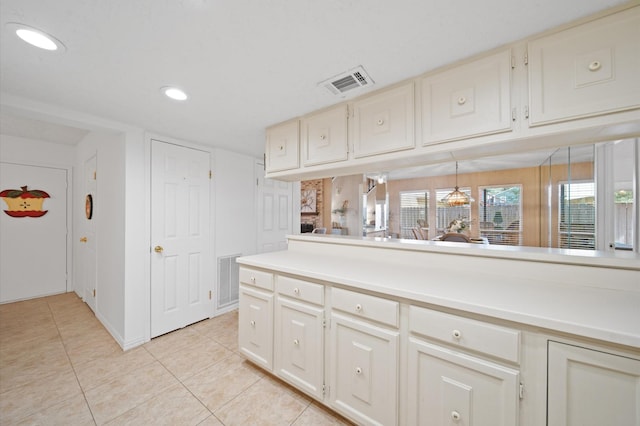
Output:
[{"left": 319, "top": 66, "right": 374, "bottom": 97}]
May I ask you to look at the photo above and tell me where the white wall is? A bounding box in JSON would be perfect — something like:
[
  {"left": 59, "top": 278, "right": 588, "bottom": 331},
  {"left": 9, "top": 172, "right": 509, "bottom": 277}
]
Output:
[
  {"left": 0, "top": 134, "right": 75, "bottom": 296},
  {"left": 214, "top": 149, "right": 258, "bottom": 259},
  {"left": 0, "top": 134, "right": 75, "bottom": 167},
  {"left": 331, "top": 174, "right": 363, "bottom": 236},
  {"left": 123, "top": 130, "right": 147, "bottom": 347},
  {"left": 75, "top": 129, "right": 128, "bottom": 346}
]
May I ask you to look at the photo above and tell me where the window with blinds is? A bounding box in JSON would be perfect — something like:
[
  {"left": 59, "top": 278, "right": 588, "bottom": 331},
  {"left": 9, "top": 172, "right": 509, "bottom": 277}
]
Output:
[
  {"left": 478, "top": 185, "right": 523, "bottom": 246},
  {"left": 559, "top": 181, "right": 595, "bottom": 250},
  {"left": 399, "top": 190, "right": 428, "bottom": 239},
  {"left": 435, "top": 188, "right": 471, "bottom": 234}
]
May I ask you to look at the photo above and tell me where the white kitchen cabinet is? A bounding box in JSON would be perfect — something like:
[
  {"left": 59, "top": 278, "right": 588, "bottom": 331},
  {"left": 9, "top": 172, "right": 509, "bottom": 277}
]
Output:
[
  {"left": 302, "top": 105, "right": 348, "bottom": 166},
  {"left": 421, "top": 49, "right": 513, "bottom": 144},
  {"left": 329, "top": 287, "right": 400, "bottom": 426},
  {"left": 528, "top": 6, "right": 640, "bottom": 126},
  {"left": 265, "top": 119, "right": 299, "bottom": 172},
  {"left": 274, "top": 276, "right": 325, "bottom": 400},
  {"left": 351, "top": 82, "right": 415, "bottom": 159},
  {"left": 548, "top": 341, "right": 640, "bottom": 426},
  {"left": 407, "top": 338, "right": 520, "bottom": 426},
  {"left": 238, "top": 267, "right": 274, "bottom": 370},
  {"left": 407, "top": 305, "right": 520, "bottom": 426}
]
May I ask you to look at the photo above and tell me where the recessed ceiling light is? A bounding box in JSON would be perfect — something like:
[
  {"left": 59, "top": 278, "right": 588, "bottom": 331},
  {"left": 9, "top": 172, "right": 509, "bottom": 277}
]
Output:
[
  {"left": 6, "top": 22, "right": 66, "bottom": 52},
  {"left": 161, "top": 86, "right": 188, "bottom": 101}
]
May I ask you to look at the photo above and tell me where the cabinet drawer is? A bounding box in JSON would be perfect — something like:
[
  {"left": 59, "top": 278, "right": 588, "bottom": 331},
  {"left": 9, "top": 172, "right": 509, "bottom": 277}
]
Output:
[
  {"left": 332, "top": 287, "right": 399, "bottom": 328},
  {"left": 239, "top": 267, "right": 274, "bottom": 291},
  {"left": 277, "top": 276, "right": 324, "bottom": 305},
  {"left": 409, "top": 306, "right": 520, "bottom": 363}
]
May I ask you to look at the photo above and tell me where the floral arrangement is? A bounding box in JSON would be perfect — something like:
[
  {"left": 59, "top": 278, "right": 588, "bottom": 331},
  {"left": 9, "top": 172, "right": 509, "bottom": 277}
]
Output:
[{"left": 447, "top": 218, "right": 470, "bottom": 233}]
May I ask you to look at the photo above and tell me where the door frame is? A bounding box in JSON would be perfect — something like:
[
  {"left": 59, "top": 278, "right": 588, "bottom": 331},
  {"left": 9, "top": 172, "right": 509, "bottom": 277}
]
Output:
[
  {"left": 1, "top": 160, "right": 73, "bottom": 297},
  {"left": 143, "top": 133, "right": 216, "bottom": 342}
]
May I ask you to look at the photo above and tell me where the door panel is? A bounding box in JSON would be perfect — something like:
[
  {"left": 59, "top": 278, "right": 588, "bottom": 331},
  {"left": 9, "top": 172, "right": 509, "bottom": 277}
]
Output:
[
  {"left": 0, "top": 162, "right": 68, "bottom": 302},
  {"left": 256, "top": 162, "right": 293, "bottom": 253},
  {"left": 151, "top": 140, "right": 212, "bottom": 337}
]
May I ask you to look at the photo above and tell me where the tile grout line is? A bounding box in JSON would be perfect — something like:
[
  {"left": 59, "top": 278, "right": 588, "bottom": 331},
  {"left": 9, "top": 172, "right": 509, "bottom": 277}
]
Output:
[{"left": 47, "top": 295, "right": 99, "bottom": 426}]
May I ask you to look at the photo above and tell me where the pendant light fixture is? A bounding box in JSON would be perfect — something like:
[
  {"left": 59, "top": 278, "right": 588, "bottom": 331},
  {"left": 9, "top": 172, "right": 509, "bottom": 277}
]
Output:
[{"left": 441, "top": 161, "right": 472, "bottom": 206}]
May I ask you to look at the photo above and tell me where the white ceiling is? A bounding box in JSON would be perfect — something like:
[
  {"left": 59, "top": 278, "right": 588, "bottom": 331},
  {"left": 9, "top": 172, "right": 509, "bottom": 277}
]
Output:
[{"left": 0, "top": 0, "right": 629, "bottom": 158}]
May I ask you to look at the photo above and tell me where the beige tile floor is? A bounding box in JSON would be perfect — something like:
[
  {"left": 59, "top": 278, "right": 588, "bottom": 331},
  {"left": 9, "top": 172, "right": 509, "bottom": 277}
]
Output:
[{"left": 0, "top": 292, "right": 353, "bottom": 425}]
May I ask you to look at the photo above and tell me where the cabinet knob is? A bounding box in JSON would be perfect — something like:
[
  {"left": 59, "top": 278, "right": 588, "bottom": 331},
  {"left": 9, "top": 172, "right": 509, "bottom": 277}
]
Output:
[
  {"left": 451, "top": 410, "right": 461, "bottom": 421},
  {"left": 376, "top": 118, "right": 384, "bottom": 126},
  {"left": 293, "top": 338, "right": 299, "bottom": 346},
  {"left": 250, "top": 320, "right": 256, "bottom": 327},
  {"left": 250, "top": 276, "right": 256, "bottom": 283},
  {"left": 279, "top": 145, "right": 284, "bottom": 151},
  {"left": 355, "top": 367, "right": 362, "bottom": 375},
  {"left": 154, "top": 245, "right": 163, "bottom": 253},
  {"left": 588, "top": 60, "right": 602, "bottom": 72},
  {"left": 319, "top": 134, "right": 326, "bottom": 140},
  {"left": 452, "top": 329, "right": 462, "bottom": 339},
  {"left": 457, "top": 96, "right": 466, "bottom": 105},
  {"left": 80, "top": 237, "right": 88, "bottom": 243},
  {"left": 293, "top": 287, "right": 300, "bottom": 295},
  {"left": 355, "top": 304, "right": 362, "bottom": 312}
]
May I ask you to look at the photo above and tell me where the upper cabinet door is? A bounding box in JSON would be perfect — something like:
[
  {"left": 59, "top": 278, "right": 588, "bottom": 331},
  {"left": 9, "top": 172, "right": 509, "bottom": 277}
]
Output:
[
  {"left": 528, "top": 7, "right": 640, "bottom": 126},
  {"left": 421, "top": 50, "right": 513, "bottom": 145},
  {"left": 352, "top": 82, "right": 415, "bottom": 159},
  {"left": 302, "top": 105, "right": 348, "bottom": 166},
  {"left": 266, "top": 120, "right": 300, "bottom": 173}
]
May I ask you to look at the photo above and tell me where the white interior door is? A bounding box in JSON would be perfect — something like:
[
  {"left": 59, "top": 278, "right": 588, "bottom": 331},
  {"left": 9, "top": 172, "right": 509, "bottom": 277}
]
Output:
[
  {"left": 151, "top": 140, "right": 212, "bottom": 337},
  {"left": 255, "top": 161, "right": 294, "bottom": 253},
  {"left": 80, "top": 154, "right": 97, "bottom": 312},
  {"left": 0, "top": 162, "right": 68, "bottom": 302}
]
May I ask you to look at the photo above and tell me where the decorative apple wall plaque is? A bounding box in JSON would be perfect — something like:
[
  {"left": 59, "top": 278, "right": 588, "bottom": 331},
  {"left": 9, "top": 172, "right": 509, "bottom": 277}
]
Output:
[
  {"left": 85, "top": 194, "right": 93, "bottom": 220},
  {"left": 0, "top": 186, "right": 50, "bottom": 217}
]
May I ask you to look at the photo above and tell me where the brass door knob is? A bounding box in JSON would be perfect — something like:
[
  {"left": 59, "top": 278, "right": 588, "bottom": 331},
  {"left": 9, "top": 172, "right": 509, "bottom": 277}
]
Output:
[
  {"left": 80, "top": 237, "right": 88, "bottom": 243},
  {"left": 154, "top": 245, "right": 164, "bottom": 253}
]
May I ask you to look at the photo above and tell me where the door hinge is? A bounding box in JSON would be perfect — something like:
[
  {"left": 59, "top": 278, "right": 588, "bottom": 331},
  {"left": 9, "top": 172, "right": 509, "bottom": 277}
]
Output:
[
  {"left": 209, "top": 170, "right": 212, "bottom": 179},
  {"left": 263, "top": 154, "right": 266, "bottom": 171},
  {"left": 524, "top": 51, "right": 528, "bottom": 66},
  {"left": 322, "top": 383, "right": 329, "bottom": 397},
  {"left": 93, "top": 289, "right": 96, "bottom": 297},
  {"left": 256, "top": 178, "right": 259, "bottom": 187},
  {"left": 322, "top": 318, "right": 330, "bottom": 328},
  {"left": 209, "top": 290, "right": 212, "bottom": 300},
  {"left": 511, "top": 107, "right": 517, "bottom": 122},
  {"left": 511, "top": 55, "right": 516, "bottom": 69},
  {"left": 93, "top": 171, "right": 97, "bottom": 180},
  {"left": 519, "top": 383, "right": 524, "bottom": 399},
  {"left": 523, "top": 105, "right": 530, "bottom": 120}
]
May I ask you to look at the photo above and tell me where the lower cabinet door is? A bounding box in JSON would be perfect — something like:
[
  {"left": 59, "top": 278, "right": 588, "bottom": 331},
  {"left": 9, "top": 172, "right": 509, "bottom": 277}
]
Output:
[
  {"left": 238, "top": 284, "right": 274, "bottom": 370},
  {"left": 274, "top": 297, "right": 324, "bottom": 400},
  {"left": 407, "top": 337, "right": 519, "bottom": 426},
  {"left": 548, "top": 341, "right": 640, "bottom": 426},
  {"left": 329, "top": 312, "right": 399, "bottom": 426}
]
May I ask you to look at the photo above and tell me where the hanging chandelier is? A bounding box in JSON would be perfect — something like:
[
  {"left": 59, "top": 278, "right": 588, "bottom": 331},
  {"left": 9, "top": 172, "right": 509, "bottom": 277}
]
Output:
[{"left": 441, "top": 161, "right": 473, "bottom": 206}]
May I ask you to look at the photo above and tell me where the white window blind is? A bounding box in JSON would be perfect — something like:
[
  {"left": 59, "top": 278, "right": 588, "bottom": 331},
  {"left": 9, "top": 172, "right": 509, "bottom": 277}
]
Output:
[
  {"left": 399, "top": 191, "right": 428, "bottom": 239},
  {"left": 559, "top": 181, "right": 595, "bottom": 250},
  {"left": 478, "top": 185, "right": 522, "bottom": 246}
]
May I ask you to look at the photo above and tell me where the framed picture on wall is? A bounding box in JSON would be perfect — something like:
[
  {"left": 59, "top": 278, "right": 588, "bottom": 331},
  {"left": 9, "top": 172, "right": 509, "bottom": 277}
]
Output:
[{"left": 301, "top": 188, "right": 317, "bottom": 214}]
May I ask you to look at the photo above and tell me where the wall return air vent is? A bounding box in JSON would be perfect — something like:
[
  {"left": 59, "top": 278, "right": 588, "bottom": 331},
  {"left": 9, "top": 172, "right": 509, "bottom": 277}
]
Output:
[{"left": 319, "top": 66, "right": 374, "bottom": 97}]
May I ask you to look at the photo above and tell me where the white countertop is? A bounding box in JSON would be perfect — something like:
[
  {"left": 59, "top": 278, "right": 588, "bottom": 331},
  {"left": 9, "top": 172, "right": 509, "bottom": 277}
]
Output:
[{"left": 238, "top": 236, "right": 640, "bottom": 349}]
